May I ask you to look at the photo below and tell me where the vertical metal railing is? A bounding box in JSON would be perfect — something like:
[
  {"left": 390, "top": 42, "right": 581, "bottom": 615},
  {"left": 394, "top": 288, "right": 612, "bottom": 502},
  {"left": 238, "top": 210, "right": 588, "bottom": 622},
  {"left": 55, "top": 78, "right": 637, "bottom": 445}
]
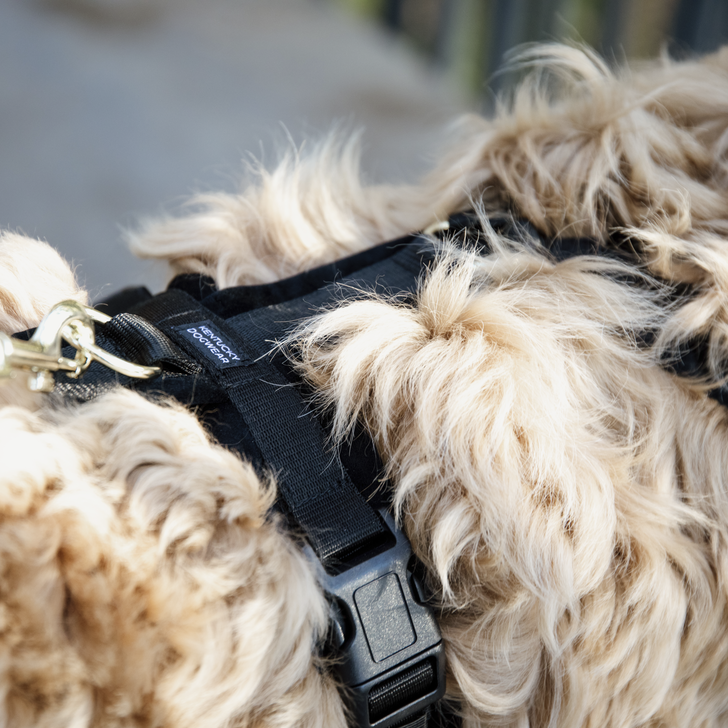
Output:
[{"left": 341, "top": 0, "right": 728, "bottom": 103}]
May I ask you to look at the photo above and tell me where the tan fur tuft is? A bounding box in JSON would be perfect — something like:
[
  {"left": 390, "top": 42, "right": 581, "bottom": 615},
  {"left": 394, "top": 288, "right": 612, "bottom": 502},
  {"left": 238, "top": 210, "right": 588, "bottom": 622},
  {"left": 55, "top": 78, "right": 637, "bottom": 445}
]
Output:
[
  {"left": 128, "top": 133, "right": 433, "bottom": 288},
  {"left": 0, "top": 234, "right": 87, "bottom": 410},
  {"left": 290, "top": 239, "right": 728, "bottom": 726},
  {"left": 0, "top": 233, "right": 86, "bottom": 334},
  {"left": 0, "top": 391, "right": 344, "bottom": 728}
]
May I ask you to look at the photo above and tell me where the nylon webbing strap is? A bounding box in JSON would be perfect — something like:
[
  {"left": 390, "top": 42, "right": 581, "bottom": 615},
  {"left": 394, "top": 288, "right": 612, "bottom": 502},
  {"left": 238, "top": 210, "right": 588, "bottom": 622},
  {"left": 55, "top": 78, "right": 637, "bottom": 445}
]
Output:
[
  {"left": 226, "top": 236, "right": 426, "bottom": 350},
  {"left": 52, "top": 311, "right": 222, "bottom": 406},
  {"left": 132, "top": 288, "right": 390, "bottom": 569},
  {"left": 140, "top": 239, "right": 430, "bottom": 568}
]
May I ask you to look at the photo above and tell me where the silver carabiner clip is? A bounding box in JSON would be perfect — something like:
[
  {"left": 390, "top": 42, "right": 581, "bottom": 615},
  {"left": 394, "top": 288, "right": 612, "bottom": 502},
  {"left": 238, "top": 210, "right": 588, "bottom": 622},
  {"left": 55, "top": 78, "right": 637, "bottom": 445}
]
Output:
[{"left": 0, "top": 300, "right": 161, "bottom": 392}]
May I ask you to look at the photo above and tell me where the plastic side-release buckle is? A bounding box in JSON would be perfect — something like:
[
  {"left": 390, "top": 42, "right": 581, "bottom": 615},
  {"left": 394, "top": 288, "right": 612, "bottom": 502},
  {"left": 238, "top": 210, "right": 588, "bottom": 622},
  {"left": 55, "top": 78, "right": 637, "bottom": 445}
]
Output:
[{"left": 313, "top": 512, "right": 446, "bottom": 728}]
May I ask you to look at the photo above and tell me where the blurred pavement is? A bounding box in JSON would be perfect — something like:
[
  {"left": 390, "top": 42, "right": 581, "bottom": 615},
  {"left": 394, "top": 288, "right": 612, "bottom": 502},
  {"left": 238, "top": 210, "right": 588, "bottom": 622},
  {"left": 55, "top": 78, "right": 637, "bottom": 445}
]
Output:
[{"left": 0, "top": 0, "right": 467, "bottom": 300}]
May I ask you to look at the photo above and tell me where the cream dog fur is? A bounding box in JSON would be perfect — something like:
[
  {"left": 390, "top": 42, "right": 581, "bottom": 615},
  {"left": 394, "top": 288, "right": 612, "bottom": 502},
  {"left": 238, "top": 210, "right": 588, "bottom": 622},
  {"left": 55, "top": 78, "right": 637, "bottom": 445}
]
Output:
[{"left": 3, "top": 45, "right": 728, "bottom": 727}]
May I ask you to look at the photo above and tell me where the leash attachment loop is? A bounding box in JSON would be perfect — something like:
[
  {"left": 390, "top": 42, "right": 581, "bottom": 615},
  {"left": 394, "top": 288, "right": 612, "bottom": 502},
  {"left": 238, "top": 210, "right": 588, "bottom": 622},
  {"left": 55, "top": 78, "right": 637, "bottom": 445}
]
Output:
[{"left": 0, "top": 300, "right": 161, "bottom": 392}]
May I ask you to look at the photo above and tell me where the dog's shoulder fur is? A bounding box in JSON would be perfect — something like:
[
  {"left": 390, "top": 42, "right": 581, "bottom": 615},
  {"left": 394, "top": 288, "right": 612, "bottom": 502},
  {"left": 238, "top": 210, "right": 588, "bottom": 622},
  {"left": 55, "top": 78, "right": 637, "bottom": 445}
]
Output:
[{"left": 3, "top": 45, "right": 728, "bottom": 727}]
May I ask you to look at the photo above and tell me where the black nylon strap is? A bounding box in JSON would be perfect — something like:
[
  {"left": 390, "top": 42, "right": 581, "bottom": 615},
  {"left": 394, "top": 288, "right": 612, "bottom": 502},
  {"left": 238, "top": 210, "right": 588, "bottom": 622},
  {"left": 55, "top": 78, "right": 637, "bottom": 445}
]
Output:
[
  {"left": 225, "top": 236, "right": 426, "bottom": 345},
  {"left": 131, "top": 288, "right": 391, "bottom": 570},
  {"left": 51, "top": 311, "right": 218, "bottom": 404},
  {"left": 446, "top": 214, "right": 728, "bottom": 407},
  {"left": 216, "top": 239, "right": 431, "bottom": 569}
]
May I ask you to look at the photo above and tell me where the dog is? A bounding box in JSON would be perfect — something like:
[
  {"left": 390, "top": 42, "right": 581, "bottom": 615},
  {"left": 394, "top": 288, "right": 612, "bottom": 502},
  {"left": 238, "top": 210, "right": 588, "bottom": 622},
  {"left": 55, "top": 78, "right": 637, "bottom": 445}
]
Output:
[{"left": 2, "top": 44, "right": 728, "bottom": 727}]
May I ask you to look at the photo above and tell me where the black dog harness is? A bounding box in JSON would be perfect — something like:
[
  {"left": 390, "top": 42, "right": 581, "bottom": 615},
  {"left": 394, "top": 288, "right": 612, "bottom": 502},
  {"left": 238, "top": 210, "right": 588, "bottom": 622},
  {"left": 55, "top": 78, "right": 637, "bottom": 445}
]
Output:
[
  {"left": 43, "top": 222, "right": 453, "bottom": 728},
  {"left": 7, "top": 214, "right": 724, "bottom": 728}
]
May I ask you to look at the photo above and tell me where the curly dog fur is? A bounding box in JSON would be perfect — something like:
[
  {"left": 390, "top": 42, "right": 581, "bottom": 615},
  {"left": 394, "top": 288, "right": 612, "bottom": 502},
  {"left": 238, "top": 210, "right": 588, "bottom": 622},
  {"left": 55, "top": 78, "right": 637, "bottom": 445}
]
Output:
[{"left": 3, "top": 45, "right": 728, "bottom": 727}]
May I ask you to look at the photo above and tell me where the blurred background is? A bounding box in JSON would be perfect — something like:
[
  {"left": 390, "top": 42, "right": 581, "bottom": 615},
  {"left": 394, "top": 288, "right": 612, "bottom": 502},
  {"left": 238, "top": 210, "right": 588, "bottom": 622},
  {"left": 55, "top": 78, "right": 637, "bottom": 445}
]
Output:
[{"left": 1, "top": 0, "right": 727, "bottom": 301}]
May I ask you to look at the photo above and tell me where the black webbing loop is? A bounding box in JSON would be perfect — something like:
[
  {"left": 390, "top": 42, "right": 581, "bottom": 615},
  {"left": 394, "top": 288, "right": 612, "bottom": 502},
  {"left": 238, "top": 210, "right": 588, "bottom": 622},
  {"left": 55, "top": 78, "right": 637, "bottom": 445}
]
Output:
[
  {"left": 131, "top": 237, "right": 434, "bottom": 569},
  {"left": 50, "top": 310, "right": 212, "bottom": 404},
  {"left": 102, "top": 313, "right": 199, "bottom": 373}
]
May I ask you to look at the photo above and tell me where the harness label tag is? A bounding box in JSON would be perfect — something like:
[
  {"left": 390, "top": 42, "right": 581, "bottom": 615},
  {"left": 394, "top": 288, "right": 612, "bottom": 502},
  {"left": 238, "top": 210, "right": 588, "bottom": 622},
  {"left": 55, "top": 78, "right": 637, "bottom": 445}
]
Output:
[{"left": 171, "top": 320, "right": 249, "bottom": 369}]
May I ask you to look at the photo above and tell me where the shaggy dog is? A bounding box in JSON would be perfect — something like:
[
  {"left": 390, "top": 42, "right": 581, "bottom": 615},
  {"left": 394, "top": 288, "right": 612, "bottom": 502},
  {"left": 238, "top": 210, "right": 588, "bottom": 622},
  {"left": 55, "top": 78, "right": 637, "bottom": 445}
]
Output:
[{"left": 2, "top": 45, "right": 728, "bottom": 727}]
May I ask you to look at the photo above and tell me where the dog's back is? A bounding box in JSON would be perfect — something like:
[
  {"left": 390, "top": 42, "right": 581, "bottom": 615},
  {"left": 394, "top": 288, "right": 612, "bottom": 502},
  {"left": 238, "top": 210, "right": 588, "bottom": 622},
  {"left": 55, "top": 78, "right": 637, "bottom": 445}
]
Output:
[{"left": 2, "top": 46, "right": 728, "bottom": 728}]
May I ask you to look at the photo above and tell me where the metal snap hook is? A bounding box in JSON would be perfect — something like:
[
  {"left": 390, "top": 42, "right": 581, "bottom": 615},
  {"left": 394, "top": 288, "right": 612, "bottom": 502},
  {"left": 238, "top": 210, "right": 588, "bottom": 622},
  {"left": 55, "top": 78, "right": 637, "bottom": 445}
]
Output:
[{"left": 0, "top": 300, "right": 161, "bottom": 392}]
